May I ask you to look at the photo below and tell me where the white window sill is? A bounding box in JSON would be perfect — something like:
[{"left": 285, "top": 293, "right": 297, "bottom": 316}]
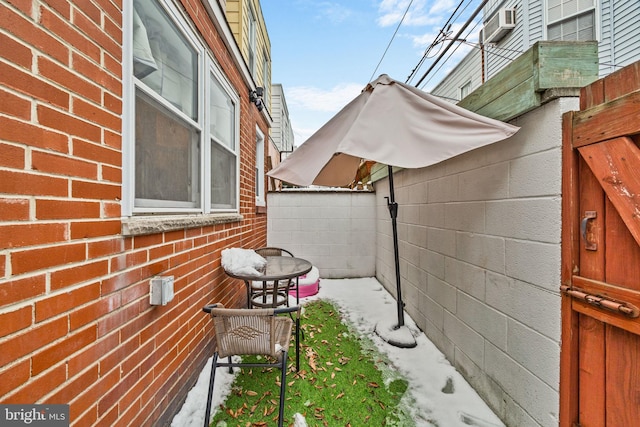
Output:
[{"left": 122, "top": 213, "right": 243, "bottom": 236}]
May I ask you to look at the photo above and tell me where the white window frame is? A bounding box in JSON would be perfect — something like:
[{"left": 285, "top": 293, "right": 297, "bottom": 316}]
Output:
[
  {"left": 207, "top": 65, "right": 240, "bottom": 211},
  {"left": 262, "top": 49, "right": 269, "bottom": 106},
  {"left": 248, "top": 3, "right": 257, "bottom": 76},
  {"left": 546, "top": 0, "right": 598, "bottom": 41},
  {"left": 255, "top": 127, "right": 265, "bottom": 207},
  {"left": 460, "top": 81, "right": 472, "bottom": 100},
  {"left": 122, "top": 0, "right": 240, "bottom": 217}
]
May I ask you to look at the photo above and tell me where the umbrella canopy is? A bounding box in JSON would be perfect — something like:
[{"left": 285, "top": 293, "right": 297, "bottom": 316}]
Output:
[
  {"left": 267, "top": 74, "right": 519, "bottom": 347},
  {"left": 268, "top": 74, "right": 519, "bottom": 187}
]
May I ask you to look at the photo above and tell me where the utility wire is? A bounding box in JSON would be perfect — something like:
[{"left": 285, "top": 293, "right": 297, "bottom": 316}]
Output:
[
  {"left": 368, "top": 0, "right": 415, "bottom": 83},
  {"left": 417, "top": 21, "right": 484, "bottom": 89},
  {"left": 414, "top": 0, "right": 490, "bottom": 88},
  {"left": 406, "top": 0, "right": 469, "bottom": 84}
]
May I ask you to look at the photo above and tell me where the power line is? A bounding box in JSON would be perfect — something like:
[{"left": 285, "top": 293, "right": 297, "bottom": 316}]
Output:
[
  {"left": 414, "top": 0, "right": 490, "bottom": 88},
  {"left": 368, "top": 0, "right": 415, "bottom": 83},
  {"left": 406, "top": 0, "right": 470, "bottom": 84}
]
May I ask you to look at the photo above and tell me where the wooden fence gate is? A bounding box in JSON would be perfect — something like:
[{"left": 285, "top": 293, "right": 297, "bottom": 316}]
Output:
[{"left": 561, "top": 62, "right": 640, "bottom": 426}]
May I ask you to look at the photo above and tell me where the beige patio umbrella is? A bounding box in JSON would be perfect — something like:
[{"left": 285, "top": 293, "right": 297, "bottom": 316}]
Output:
[{"left": 268, "top": 74, "right": 519, "bottom": 346}]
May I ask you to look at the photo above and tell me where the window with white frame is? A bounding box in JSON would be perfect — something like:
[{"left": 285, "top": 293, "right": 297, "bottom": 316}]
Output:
[
  {"left": 547, "top": 0, "right": 596, "bottom": 41},
  {"left": 255, "top": 128, "right": 265, "bottom": 206},
  {"left": 460, "top": 81, "right": 471, "bottom": 100},
  {"left": 127, "top": 0, "right": 239, "bottom": 215},
  {"left": 262, "top": 49, "right": 269, "bottom": 107},
  {"left": 248, "top": 4, "right": 257, "bottom": 76}
]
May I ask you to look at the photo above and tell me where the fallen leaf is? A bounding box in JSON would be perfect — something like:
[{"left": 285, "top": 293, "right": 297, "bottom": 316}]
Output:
[
  {"left": 336, "top": 392, "right": 345, "bottom": 399},
  {"left": 245, "top": 390, "right": 258, "bottom": 396}
]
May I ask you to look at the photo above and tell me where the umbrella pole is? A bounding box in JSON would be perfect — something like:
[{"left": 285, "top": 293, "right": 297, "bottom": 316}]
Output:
[
  {"left": 386, "top": 165, "right": 405, "bottom": 328},
  {"left": 375, "top": 166, "right": 416, "bottom": 348}
]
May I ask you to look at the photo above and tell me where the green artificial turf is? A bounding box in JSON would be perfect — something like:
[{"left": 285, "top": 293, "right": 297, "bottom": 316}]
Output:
[{"left": 210, "top": 300, "right": 414, "bottom": 426}]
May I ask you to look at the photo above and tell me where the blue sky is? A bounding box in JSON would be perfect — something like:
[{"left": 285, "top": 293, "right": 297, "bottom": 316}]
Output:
[{"left": 261, "top": 0, "right": 482, "bottom": 145}]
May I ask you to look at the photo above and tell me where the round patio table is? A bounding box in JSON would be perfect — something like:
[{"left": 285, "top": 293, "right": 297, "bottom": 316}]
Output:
[{"left": 224, "top": 256, "right": 312, "bottom": 308}]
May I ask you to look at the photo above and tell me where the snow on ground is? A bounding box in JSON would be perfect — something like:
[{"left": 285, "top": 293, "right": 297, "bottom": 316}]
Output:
[{"left": 171, "top": 277, "right": 504, "bottom": 427}]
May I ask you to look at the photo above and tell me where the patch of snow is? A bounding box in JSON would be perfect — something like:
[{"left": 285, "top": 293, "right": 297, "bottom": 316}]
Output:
[{"left": 220, "top": 248, "right": 266, "bottom": 276}]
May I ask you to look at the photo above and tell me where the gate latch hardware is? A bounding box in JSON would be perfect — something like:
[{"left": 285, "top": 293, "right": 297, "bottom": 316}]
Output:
[
  {"left": 561, "top": 285, "right": 640, "bottom": 318},
  {"left": 580, "top": 211, "right": 597, "bottom": 251}
]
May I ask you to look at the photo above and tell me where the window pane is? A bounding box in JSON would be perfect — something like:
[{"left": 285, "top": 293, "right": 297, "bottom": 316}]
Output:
[
  {"left": 210, "top": 77, "right": 235, "bottom": 150},
  {"left": 563, "top": 19, "right": 578, "bottom": 40},
  {"left": 549, "top": 10, "right": 595, "bottom": 41},
  {"left": 133, "top": 0, "right": 197, "bottom": 120},
  {"left": 548, "top": 23, "right": 561, "bottom": 41},
  {"left": 135, "top": 91, "right": 200, "bottom": 207},
  {"left": 211, "top": 142, "right": 236, "bottom": 209},
  {"left": 563, "top": 0, "right": 577, "bottom": 16},
  {"left": 577, "top": 12, "right": 595, "bottom": 41},
  {"left": 578, "top": 0, "right": 594, "bottom": 12}
]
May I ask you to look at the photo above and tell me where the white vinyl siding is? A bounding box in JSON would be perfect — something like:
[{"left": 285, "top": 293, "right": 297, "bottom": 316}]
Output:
[{"left": 599, "top": 0, "right": 640, "bottom": 75}]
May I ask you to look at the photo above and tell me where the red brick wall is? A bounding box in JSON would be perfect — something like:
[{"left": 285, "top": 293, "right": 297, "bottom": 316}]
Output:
[{"left": 0, "top": 1, "right": 267, "bottom": 425}]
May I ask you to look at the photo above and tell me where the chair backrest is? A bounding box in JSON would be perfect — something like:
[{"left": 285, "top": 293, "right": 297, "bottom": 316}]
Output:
[
  {"left": 254, "top": 247, "right": 294, "bottom": 257},
  {"left": 209, "top": 307, "right": 280, "bottom": 358}
]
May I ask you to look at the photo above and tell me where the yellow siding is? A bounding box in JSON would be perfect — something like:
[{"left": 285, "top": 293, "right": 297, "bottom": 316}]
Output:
[{"left": 226, "top": 0, "right": 271, "bottom": 92}]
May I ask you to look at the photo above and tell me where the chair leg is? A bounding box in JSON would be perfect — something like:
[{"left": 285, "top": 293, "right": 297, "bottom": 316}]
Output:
[
  {"left": 295, "top": 318, "right": 300, "bottom": 372},
  {"left": 204, "top": 353, "right": 219, "bottom": 427},
  {"left": 278, "top": 350, "right": 288, "bottom": 427},
  {"left": 228, "top": 356, "right": 232, "bottom": 374}
]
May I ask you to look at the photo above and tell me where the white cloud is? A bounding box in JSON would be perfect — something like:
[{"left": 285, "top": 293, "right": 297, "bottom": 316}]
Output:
[
  {"left": 285, "top": 82, "right": 364, "bottom": 145},
  {"left": 317, "top": 2, "right": 354, "bottom": 24},
  {"left": 286, "top": 82, "right": 363, "bottom": 113},
  {"left": 376, "top": 0, "right": 438, "bottom": 27}
]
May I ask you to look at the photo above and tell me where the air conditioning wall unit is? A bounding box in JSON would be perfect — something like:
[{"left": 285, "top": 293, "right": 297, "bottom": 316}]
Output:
[{"left": 482, "top": 8, "right": 516, "bottom": 44}]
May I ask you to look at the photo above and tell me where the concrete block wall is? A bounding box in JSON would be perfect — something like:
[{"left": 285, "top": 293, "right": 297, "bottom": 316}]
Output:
[
  {"left": 267, "top": 189, "right": 376, "bottom": 278},
  {"left": 374, "top": 97, "right": 578, "bottom": 427}
]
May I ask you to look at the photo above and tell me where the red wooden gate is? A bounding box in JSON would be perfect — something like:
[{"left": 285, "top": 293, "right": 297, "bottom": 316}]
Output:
[{"left": 561, "top": 62, "right": 640, "bottom": 426}]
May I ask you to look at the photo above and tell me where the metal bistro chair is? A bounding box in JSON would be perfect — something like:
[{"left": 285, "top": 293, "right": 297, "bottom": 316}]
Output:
[
  {"left": 201, "top": 303, "right": 301, "bottom": 427},
  {"left": 250, "top": 247, "right": 297, "bottom": 308}
]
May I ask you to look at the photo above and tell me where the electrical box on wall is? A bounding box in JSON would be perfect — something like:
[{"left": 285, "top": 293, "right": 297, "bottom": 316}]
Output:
[{"left": 150, "top": 276, "right": 175, "bottom": 306}]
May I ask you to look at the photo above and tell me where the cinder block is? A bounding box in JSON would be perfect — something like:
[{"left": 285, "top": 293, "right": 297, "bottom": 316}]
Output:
[
  {"left": 428, "top": 175, "right": 459, "bottom": 203},
  {"left": 420, "top": 203, "right": 445, "bottom": 227},
  {"left": 444, "top": 202, "right": 486, "bottom": 233},
  {"left": 428, "top": 275, "right": 457, "bottom": 312},
  {"left": 443, "top": 311, "right": 484, "bottom": 367},
  {"left": 419, "top": 292, "right": 445, "bottom": 330},
  {"left": 458, "top": 162, "right": 509, "bottom": 201},
  {"left": 456, "top": 232, "right": 505, "bottom": 273},
  {"left": 507, "top": 319, "right": 560, "bottom": 390},
  {"left": 486, "top": 272, "right": 561, "bottom": 339},
  {"left": 407, "top": 224, "right": 427, "bottom": 247},
  {"left": 444, "top": 257, "right": 486, "bottom": 301},
  {"left": 485, "top": 343, "right": 559, "bottom": 427},
  {"left": 486, "top": 198, "right": 561, "bottom": 243},
  {"left": 509, "top": 150, "right": 562, "bottom": 197},
  {"left": 505, "top": 239, "right": 561, "bottom": 290},
  {"left": 420, "top": 249, "right": 445, "bottom": 280},
  {"left": 457, "top": 292, "right": 507, "bottom": 350},
  {"left": 427, "top": 227, "right": 456, "bottom": 257}
]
